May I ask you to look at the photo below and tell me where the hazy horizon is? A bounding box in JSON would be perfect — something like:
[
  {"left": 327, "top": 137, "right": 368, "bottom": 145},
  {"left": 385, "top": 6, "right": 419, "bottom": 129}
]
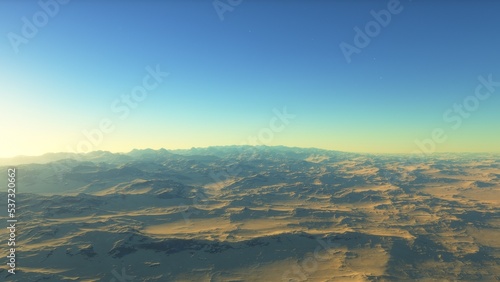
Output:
[{"left": 2, "top": 145, "right": 500, "bottom": 164}]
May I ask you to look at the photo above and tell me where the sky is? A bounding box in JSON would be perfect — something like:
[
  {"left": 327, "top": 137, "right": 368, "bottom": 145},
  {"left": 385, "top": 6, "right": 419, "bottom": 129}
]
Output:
[{"left": 1, "top": 0, "right": 500, "bottom": 157}]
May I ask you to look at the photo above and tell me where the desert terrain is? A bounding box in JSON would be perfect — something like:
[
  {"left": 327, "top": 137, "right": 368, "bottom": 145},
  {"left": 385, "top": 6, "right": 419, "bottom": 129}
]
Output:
[{"left": 0, "top": 146, "right": 499, "bottom": 281}]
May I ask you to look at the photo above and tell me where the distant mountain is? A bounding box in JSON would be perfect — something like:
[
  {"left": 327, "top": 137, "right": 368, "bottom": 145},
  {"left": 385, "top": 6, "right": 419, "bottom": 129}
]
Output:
[{"left": 0, "top": 146, "right": 352, "bottom": 166}]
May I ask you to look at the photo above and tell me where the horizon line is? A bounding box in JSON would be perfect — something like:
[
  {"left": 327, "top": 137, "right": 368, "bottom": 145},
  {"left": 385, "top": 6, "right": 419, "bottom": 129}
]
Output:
[{"left": 2, "top": 144, "right": 500, "bottom": 160}]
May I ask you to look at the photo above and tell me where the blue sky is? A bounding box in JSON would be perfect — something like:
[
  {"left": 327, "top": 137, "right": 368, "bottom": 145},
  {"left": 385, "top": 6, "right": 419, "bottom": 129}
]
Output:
[{"left": 1, "top": 0, "right": 499, "bottom": 157}]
